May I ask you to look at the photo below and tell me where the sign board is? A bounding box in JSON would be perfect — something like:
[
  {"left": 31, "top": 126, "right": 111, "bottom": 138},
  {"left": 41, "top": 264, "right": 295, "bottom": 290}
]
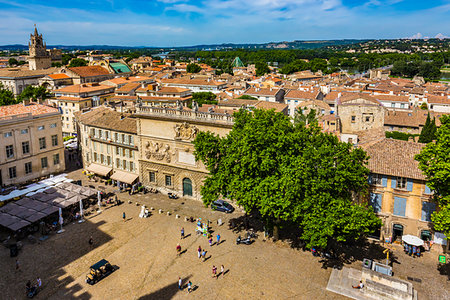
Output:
[{"left": 439, "top": 255, "right": 446, "bottom": 264}]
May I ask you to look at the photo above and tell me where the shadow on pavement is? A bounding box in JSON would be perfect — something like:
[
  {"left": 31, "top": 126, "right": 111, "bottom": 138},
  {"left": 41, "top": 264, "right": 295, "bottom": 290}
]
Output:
[{"left": 138, "top": 275, "right": 192, "bottom": 299}]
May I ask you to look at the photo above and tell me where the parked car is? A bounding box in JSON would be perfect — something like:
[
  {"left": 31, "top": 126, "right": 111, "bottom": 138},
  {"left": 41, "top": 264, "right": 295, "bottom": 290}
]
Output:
[
  {"left": 86, "top": 259, "right": 117, "bottom": 285},
  {"left": 211, "top": 200, "right": 234, "bottom": 213}
]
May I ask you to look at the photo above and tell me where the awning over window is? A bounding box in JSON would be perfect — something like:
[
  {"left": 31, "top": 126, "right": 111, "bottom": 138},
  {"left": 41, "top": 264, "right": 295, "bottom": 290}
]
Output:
[
  {"left": 110, "top": 170, "right": 139, "bottom": 185},
  {"left": 86, "top": 164, "right": 113, "bottom": 177}
]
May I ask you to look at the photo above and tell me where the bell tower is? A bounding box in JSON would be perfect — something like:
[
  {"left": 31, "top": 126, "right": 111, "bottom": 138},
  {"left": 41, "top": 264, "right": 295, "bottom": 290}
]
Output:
[{"left": 28, "top": 25, "right": 51, "bottom": 70}]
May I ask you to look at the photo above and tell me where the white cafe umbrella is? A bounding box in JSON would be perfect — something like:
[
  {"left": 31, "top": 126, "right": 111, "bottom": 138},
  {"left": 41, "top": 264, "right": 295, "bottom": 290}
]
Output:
[
  {"left": 402, "top": 235, "right": 424, "bottom": 247},
  {"left": 57, "top": 207, "right": 65, "bottom": 233},
  {"left": 97, "top": 191, "right": 102, "bottom": 213},
  {"left": 79, "top": 199, "right": 85, "bottom": 223}
]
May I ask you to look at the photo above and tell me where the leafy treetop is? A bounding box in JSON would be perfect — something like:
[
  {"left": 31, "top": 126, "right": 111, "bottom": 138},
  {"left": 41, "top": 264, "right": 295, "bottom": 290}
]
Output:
[
  {"left": 416, "top": 115, "right": 450, "bottom": 237},
  {"left": 193, "top": 108, "right": 381, "bottom": 248}
]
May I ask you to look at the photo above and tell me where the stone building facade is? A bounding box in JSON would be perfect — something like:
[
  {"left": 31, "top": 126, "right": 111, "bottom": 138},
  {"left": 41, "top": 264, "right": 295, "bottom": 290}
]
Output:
[
  {"left": 135, "top": 106, "right": 233, "bottom": 200},
  {"left": 337, "top": 94, "right": 385, "bottom": 134},
  {"left": 362, "top": 139, "right": 448, "bottom": 252},
  {"left": 76, "top": 107, "right": 139, "bottom": 186},
  {"left": 0, "top": 103, "right": 65, "bottom": 186}
]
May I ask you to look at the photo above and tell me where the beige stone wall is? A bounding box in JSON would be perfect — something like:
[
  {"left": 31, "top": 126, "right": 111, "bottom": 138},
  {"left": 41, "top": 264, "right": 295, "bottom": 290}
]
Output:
[
  {"left": 79, "top": 124, "right": 139, "bottom": 178},
  {"left": 338, "top": 100, "right": 385, "bottom": 134},
  {"left": 0, "top": 113, "right": 65, "bottom": 186},
  {"left": 370, "top": 176, "right": 434, "bottom": 240},
  {"left": 137, "top": 115, "right": 232, "bottom": 200}
]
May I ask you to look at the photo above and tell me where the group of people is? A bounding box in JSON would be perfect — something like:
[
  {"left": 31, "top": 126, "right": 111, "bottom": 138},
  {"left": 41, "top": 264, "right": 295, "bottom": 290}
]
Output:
[
  {"left": 404, "top": 243, "right": 421, "bottom": 257},
  {"left": 178, "top": 277, "right": 193, "bottom": 293},
  {"left": 26, "top": 277, "right": 42, "bottom": 294},
  {"left": 176, "top": 220, "right": 228, "bottom": 293}
]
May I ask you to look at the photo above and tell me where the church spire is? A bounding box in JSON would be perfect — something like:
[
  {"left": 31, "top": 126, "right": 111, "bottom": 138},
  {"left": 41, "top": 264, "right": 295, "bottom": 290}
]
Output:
[{"left": 34, "top": 24, "right": 38, "bottom": 36}]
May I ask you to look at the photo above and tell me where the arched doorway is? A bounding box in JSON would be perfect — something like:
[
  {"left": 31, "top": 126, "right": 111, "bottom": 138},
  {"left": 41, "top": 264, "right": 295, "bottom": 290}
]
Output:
[{"left": 182, "top": 178, "right": 192, "bottom": 197}]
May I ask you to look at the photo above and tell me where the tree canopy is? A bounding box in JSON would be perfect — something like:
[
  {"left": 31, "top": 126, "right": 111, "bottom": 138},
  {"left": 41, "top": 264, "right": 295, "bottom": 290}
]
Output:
[
  {"left": 416, "top": 115, "right": 450, "bottom": 237},
  {"left": 186, "top": 63, "right": 202, "bottom": 73},
  {"left": 191, "top": 92, "right": 217, "bottom": 107},
  {"left": 193, "top": 109, "right": 381, "bottom": 248},
  {"left": 68, "top": 58, "right": 88, "bottom": 68},
  {"left": 0, "top": 83, "right": 17, "bottom": 106},
  {"left": 17, "top": 86, "right": 52, "bottom": 103},
  {"left": 255, "top": 61, "right": 270, "bottom": 76},
  {"left": 418, "top": 113, "right": 437, "bottom": 143},
  {"left": 237, "top": 95, "right": 257, "bottom": 100}
]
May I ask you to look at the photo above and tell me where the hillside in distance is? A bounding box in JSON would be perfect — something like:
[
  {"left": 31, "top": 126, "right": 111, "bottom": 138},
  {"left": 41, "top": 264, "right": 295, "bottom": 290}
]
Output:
[{"left": 0, "top": 39, "right": 367, "bottom": 51}]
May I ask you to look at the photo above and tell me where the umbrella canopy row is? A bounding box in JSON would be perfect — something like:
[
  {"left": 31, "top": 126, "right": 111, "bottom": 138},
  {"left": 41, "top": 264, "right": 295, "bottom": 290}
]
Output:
[
  {"left": 0, "top": 174, "right": 70, "bottom": 202},
  {"left": 0, "top": 182, "right": 96, "bottom": 232}
]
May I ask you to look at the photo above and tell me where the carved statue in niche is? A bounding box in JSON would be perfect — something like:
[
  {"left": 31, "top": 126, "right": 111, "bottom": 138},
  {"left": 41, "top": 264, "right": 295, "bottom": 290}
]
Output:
[
  {"left": 144, "top": 140, "right": 173, "bottom": 163},
  {"left": 174, "top": 122, "right": 198, "bottom": 140}
]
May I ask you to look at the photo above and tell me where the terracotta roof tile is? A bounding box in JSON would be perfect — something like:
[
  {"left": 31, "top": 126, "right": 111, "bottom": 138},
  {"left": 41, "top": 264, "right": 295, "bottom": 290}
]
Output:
[
  {"left": 0, "top": 103, "right": 59, "bottom": 118},
  {"left": 361, "top": 138, "right": 425, "bottom": 180},
  {"left": 75, "top": 107, "right": 136, "bottom": 134},
  {"left": 47, "top": 73, "right": 70, "bottom": 80},
  {"left": 68, "top": 66, "right": 110, "bottom": 77}
]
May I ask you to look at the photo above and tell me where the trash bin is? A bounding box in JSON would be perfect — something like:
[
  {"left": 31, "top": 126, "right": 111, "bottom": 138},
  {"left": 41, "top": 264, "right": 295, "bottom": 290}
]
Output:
[{"left": 363, "top": 258, "right": 372, "bottom": 269}]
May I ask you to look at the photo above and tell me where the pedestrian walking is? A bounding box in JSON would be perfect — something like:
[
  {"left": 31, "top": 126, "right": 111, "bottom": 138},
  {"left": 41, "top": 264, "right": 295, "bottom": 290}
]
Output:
[
  {"left": 217, "top": 234, "right": 221, "bottom": 245},
  {"left": 197, "top": 246, "right": 202, "bottom": 259},
  {"left": 176, "top": 244, "right": 182, "bottom": 256},
  {"left": 202, "top": 249, "right": 206, "bottom": 262},
  {"left": 36, "top": 277, "right": 42, "bottom": 290},
  {"left": 15, "top": 259, "right": 19, "bottom": 270},
  {"left": 123, "top": 211, "right": 126, "bottom": 221},
  {"left": 178, "top": 277, "right": 182, "bottom": 290},
  {"left": 209, "top": 237, "right": 213, "bottom": 247},
  {"left": 212, "top": 265, "right": 217, "bottom": 278},
  {"left": 221, "top": 265, "right": 224, "bottom": 276},
  {"left": 88, "top": 236, "right": 93, "bottom": 247},
  {"left": 187, "top": 281, "right": 192, "bottom": 293},
  {"left": 181, "top": 227, "right": 185, "bottom": 239}
]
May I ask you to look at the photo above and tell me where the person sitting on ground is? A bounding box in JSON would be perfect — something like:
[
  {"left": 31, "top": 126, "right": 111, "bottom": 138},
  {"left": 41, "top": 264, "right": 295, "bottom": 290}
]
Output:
[
  {"left": 352, "top": 280, "right": 364, "bottom": 289},
  {"left": 176, "top": 244, "right": 181, "bottom": 256}
]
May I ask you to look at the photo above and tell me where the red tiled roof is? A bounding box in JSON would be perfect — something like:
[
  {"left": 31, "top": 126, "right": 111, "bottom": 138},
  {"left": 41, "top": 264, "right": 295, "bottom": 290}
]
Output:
[
  {"left": 0, "top": 103, "right": 59, "bottom": 118},
  {"left": 48, "top": 73, "right": 70, "bottom": 80},
  {"left": 54, "top": 83, "right": 113, "bottom": 94},
  {"left": 361, "top": 138, "right": 426, "bottom": 180},
  {"left": 285, "top": 89, "right": 318, "bottom": 100},
  {"left": 68, "top": 66, "right": 110, "bottom": 77}
]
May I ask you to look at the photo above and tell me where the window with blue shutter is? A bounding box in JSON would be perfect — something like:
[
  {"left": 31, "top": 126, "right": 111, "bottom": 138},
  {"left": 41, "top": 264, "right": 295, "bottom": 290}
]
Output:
[
  {"left": 381, "top": 176, "right": 387, "bottom": 187},
  {"left": 393, "top": 197, "right": 407, "bottom": 217},
  {"left": 391, "top": 177, "right": 397, "bottom": 189},
  {"left": 406, "top": 179, "right": 413, "bottom": 192},
  {"left": 421, "top": 201, "right": 436, "bottom": 222},
  {"left": 424, "top": 185, "right": 432, "bottom": 194},
  {"left": 369, "top": 193, "right": 382, "bottom": 213}
]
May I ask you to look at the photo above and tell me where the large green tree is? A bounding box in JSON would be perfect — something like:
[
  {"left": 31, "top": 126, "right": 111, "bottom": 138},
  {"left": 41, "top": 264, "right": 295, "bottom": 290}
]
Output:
[
  {"left": 193, "top": 109, "right": 381, "bottom": 248},
  {"left": 418, "top": 113, "right": 437, "bottom": 143},
  {"left": 255, "top": 61, "right": 270, "bottom": 76},
  {"left": 0, "top": 83, "right": 17, "bottom": 106},
  {"left": 416, "top": 115, "right": 450, "bottom": 237},
  {"left": 186, "top": 63, "right": 202, "bottom": 73},
  {"left": 191, "top": 92, "right": 217, "bottom": 107},
  {"left": 17, "top": 86, "right": 52, "bottom": 103},
  {"left": 68, "top": 58, "right": 88, "bottom": 68}
]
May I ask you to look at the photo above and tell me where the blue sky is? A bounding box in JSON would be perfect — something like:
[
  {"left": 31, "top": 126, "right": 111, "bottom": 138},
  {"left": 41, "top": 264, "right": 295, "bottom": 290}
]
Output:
[{"left": 0, "top": 0, "right": 449, "bottom": 46}]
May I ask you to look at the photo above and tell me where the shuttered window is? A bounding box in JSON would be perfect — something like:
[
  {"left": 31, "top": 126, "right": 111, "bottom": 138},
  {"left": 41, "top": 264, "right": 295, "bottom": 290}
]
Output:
[
  {"left": 421, "top": 201, "right": 436, "bottom": 222},
  {"left": 369, "top": 193, "right": 382, "bottom": 213},
  {"left": 393, "top": 197, "right": 407, "bottom": 217}
]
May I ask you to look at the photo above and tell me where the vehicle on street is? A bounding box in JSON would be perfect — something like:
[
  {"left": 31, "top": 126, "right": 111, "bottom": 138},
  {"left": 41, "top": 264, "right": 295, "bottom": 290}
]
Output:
[
  {"left": 236, "top": 235, "right": 253, "bottom": 245},
  {"left": 86, "top": 259, "right": 117, "bottom": 285},
  {"left": 168, "top": 192, "right": 179, "bottom": 199},
  {"left": 211, "top": 200, "right": 234, "bottom": 213}
]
